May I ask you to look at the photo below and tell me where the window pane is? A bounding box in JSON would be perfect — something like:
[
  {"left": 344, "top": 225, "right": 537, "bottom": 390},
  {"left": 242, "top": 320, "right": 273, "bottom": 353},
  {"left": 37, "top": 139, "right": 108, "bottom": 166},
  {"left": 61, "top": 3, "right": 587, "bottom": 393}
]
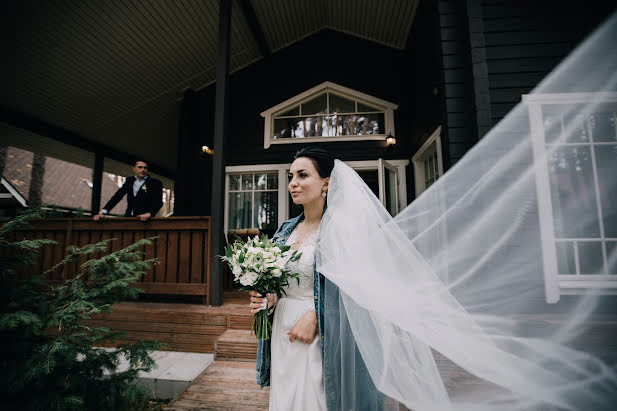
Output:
[
  {"left": 254, "top": 192, "right": 278, "bottom": 231},
  {"left": 229, "top": 174, "right": 241, "bottom": 191},
  {"left": 590, "top": 109, "right": 617, "bottom": 142},
  {"left": 607, "top": 241, "right": 617, "bottom": 275},
  {"left": 548, "top": 146, "right": 600, "bottom": 238},
  {"left": 302, "top": 94, "right": 327, "bottom": 115},
  {"left": 297, "top": 116, "right": 329, "bottom": 137},
  {"left": 256, "top": 173, "right": 267, "bottom": 190},
  {"left": 356, "top": 113, "right": 385, "bottom": 135},
  {"left": 357, "top": 102, "right": 379, "bottom": 112},
  {"left": 556, "top": 241, "right": 576, "bottom": 274},
  {"left": 279, "top": 106, "right": 299, "bottom": 117},
  {"left": 242, "top": 174, "right": 253, "bottom": 190},
  {"left": 267, "top": 173, "right": 278, "bottom": 190},
  {"left": 578, "top": 241, "right": 605, "bottom": 274},
  {"left": 228, "top": 192, "right": 251, "bottom": 229},
  {"left": 595, "top": 145, "right": 617, "bottom": 237},
  {"left": 542, "top": 111, "right": 562, "bottom": 144},
  {"left": 330, "top": 114, "right": 357, "bottom": 135},
  {"left": 428, "top": 156, "right": 434, "bottom": 179},
  {"left": 562, "top": 112, "right": 589, "bottom": 143},
  {"left": 329, "top": 93, "right": 355, "bottom": 114},
  {"left": 274, "top": 118, "right": 302, "bottom": 139},
  {"left": 385, "top": 168, "right": 397, "bottom": 216}
]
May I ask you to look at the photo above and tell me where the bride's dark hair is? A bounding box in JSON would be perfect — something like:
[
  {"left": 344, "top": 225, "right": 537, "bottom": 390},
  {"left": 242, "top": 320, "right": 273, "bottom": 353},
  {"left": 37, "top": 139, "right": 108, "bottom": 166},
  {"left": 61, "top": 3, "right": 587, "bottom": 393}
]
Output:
[{"left": 294, "top": 147, "right": 334, "bottom": 178}]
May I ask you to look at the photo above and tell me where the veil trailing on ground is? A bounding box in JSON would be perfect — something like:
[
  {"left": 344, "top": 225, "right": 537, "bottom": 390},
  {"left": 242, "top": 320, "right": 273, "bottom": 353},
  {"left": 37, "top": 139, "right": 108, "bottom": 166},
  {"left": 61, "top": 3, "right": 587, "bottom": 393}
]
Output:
[{"left": 317, "top": 12, "right": 617, "bottom": 411}]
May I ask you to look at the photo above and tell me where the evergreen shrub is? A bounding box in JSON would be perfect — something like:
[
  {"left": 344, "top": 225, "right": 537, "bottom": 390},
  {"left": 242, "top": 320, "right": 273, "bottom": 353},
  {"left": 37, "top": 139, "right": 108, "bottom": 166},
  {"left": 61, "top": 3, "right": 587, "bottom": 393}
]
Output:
[{"left": 0, "top": 210, "right": 164, "bottom": 410}]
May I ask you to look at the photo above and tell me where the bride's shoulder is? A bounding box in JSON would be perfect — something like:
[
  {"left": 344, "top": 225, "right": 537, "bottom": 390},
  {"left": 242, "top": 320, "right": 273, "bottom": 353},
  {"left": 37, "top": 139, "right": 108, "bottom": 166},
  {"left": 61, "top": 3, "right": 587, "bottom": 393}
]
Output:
[{"left": 272, "top": 214, "right": 303, "bottom": 240}]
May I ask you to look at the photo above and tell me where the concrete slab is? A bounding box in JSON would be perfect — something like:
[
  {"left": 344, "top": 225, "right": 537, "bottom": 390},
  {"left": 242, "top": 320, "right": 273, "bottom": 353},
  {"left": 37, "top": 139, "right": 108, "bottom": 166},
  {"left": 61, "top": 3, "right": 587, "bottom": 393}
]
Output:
[{"left": 101, "top": 348, "right": 214, "bottom": 399}]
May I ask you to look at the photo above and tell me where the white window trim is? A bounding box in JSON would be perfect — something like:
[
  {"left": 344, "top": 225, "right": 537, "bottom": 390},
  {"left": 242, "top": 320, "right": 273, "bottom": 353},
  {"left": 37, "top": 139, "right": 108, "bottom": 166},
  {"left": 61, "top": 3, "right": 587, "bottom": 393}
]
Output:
[
  {"left": 260, "top": 81, "right": 398, "bottom": 149},
  {"left": 412, "top": 126, "right": 444, "bottom": 197},
  {"left": 523, "top": 92, "right": 617, "bottom": 302},
  {"left": 225, "top": 160, "right": 409, "bottom": 232}
]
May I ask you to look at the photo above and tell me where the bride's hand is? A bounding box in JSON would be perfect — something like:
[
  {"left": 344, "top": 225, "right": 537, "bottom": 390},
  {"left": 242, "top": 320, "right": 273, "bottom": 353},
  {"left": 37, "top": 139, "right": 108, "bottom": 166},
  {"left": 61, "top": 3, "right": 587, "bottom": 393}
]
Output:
[
  {"left": 248, "top": 290, "right": 275, "bottom": 315},
  {"left": 287, "top": 310, "right": 317, "bottom": 344}
]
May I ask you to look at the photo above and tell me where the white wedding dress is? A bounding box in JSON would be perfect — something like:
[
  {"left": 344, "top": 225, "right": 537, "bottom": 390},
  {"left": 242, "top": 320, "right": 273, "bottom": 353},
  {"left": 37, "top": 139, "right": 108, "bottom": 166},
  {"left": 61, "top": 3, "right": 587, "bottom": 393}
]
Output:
[{"left": 269, "top": 228, "right": 327, "bottom": 411}]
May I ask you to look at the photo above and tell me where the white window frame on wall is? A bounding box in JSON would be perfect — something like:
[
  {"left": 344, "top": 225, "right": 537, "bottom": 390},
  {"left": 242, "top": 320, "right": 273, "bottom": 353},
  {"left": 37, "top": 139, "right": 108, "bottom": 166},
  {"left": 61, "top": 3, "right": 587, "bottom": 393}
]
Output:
[
  {"left": 412, "top": 126, "right": 444, "bottom": 197},
  {"left": 260, "top": 81, "right": 398, "bottom": 149},
  {"left": 524, "top": 92, "right": 617, "bottom": 302},
  {"left": 224, "top": 164, "right": 289, "bottom": 233},
  {"left": 225, "top": 160, "right": 409, "bottom": 232}
]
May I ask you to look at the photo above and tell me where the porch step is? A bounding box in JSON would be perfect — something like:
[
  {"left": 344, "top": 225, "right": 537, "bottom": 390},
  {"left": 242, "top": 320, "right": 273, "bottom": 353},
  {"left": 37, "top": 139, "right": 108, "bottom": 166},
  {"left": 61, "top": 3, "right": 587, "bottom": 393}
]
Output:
[
  {"left": 89, "top": 301, "right": 254, "bottom": 353},
  {"left": 215, "top": 329, "right": 258, "bottom": 362},
  {"left": 165, "top": 361, "right": 269, "bottom": 410}
]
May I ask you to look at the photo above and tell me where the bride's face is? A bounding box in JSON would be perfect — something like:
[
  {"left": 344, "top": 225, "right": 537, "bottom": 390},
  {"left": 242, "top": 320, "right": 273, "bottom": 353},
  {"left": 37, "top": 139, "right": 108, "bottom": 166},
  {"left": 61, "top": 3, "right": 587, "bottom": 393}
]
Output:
[{"left": 288, "top": 157, "right": 329, "bottom": 206}]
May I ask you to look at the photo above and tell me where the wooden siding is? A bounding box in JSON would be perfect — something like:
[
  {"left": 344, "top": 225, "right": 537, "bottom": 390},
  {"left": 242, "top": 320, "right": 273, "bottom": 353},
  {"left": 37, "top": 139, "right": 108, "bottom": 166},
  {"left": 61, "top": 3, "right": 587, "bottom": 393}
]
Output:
[
  {"left": 437, "top": 0, "right": 478, "bottom": 166},
  {"left": 480, "top": 0, "right": 615, "bottom": 124},
  {"left": 20, "top": 217, "right": 211, "bottom": 302}
]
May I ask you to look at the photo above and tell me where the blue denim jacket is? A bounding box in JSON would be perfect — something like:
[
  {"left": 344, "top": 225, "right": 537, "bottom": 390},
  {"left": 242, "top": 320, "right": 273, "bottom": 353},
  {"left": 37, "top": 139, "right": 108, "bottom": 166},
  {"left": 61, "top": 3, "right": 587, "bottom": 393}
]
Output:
[{"left": 256, "top": 214, "right": 383, "bottom": 410}]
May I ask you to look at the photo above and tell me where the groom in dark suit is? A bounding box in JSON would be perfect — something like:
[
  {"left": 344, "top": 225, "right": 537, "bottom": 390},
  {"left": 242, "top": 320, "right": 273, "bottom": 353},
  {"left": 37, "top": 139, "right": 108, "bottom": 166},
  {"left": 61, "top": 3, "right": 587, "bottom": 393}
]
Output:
[{"left": 93, "top": 160, "right": 163, "bottom": 222}]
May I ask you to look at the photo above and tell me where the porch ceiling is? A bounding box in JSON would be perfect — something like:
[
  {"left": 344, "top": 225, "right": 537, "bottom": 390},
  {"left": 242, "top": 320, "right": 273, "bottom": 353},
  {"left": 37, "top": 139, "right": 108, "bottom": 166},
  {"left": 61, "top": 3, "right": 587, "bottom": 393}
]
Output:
[{"left": 0, "top": 0, "right": 419, "bottom": 174}]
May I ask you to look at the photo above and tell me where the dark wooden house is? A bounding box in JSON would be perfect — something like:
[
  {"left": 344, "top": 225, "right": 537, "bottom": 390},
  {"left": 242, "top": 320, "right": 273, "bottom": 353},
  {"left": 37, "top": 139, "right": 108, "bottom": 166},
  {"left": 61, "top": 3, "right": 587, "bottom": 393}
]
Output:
[{"left": 1, "top": 2, "right": 615, "bottom": 358}]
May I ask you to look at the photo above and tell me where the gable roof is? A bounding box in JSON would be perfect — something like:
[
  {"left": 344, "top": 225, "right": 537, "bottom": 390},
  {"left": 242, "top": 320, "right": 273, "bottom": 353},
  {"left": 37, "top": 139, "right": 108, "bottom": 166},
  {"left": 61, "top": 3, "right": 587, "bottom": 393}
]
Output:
[{"left": 260, "top": 81, "right": 399, "bottom": 118}]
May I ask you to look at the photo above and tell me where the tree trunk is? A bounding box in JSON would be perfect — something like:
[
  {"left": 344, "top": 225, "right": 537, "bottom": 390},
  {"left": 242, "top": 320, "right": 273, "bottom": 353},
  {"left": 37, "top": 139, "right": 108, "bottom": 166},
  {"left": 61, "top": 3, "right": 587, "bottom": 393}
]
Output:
[{"left": 28, "top": 153, "right": 46, "bottom": 207}]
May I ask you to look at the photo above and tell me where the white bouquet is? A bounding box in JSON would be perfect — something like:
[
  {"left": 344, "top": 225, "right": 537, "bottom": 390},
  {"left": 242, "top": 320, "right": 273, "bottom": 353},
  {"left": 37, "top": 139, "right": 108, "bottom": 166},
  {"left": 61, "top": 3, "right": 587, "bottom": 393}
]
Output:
[{"left": 221, "top": 234, "right": 301, "bottom": 340}]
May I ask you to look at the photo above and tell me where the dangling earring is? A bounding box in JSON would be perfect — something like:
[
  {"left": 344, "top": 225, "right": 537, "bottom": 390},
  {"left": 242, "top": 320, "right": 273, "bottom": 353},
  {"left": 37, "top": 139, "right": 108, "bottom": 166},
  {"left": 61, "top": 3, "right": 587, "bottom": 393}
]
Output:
[{"left": 322, "top": 191, "right": 327, "bottom": 198}]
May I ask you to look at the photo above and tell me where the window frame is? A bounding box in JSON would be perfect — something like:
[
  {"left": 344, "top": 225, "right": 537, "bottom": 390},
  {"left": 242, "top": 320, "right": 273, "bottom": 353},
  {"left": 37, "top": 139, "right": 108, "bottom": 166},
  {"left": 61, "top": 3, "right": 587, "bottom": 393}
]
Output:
[
  {"left": 260, "top": 82, "right": 398, "bottom": 148},
  {"left": 524, "top": 92, "right": 617, "bottom": 302},
  {"left": 225, "top": 160, "right": 409, "bottom": 232},
  {"left": 412, "top": 126, "right": 444, "bottom": 197}
]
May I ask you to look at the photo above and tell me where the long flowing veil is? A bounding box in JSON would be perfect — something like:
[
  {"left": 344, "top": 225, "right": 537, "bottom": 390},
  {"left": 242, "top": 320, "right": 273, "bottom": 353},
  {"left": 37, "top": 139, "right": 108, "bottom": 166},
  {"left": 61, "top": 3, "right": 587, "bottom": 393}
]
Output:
[{"left": 316, "top": 12, "right": 617, "bottom": 411}]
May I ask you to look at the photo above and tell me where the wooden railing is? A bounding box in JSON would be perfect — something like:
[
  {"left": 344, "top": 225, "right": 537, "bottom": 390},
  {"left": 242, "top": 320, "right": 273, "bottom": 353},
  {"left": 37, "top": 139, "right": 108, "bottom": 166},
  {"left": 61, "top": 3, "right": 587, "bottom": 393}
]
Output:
[{"left": 21, "top": 217, "right": 211, "bottom": 304}]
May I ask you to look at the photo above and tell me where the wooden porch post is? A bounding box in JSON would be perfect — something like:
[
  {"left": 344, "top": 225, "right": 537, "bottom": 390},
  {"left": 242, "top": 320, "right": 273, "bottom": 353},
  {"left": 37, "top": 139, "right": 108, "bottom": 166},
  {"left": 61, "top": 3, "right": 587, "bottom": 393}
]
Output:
[{"left": 209, "top": 0, "right": 232, "bottom": 306}]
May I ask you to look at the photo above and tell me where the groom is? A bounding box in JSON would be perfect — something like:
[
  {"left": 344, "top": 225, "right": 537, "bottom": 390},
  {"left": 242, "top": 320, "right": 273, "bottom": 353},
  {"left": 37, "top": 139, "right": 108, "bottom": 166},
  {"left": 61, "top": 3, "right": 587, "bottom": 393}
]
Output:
[{"left": 93, "top": 160, "right": 163, "bottom": 222}]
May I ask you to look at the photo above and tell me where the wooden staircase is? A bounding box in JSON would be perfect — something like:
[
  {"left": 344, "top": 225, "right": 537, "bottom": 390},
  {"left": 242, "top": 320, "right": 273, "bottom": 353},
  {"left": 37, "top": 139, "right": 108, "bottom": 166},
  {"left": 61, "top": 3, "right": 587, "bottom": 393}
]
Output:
[{"left": 164, "top": 291, "right": 269, "bottom": 410}]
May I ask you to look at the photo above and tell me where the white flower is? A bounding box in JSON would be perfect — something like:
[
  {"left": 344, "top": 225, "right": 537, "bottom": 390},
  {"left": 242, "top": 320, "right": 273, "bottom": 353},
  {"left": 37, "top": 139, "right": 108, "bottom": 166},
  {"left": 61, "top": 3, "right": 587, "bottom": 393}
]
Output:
[
  {"left": 274, "top": 256, "right": 287, "bottom": 270},
  {"left": 232, "top": 264, "right": 242, "bottom": 277},
  {"left": 239, "top": 271, "right": 259, "bottom": 286},
  {"left": 271, "top": 268, "right": 282, "bottom": 277}
]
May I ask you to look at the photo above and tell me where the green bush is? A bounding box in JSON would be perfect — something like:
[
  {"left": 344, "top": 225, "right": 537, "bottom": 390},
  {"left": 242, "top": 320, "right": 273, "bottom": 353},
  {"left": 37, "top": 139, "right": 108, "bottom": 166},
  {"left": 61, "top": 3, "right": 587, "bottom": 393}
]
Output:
[{"left": 0, "top": 209, "right": 164, "bottom": 410}]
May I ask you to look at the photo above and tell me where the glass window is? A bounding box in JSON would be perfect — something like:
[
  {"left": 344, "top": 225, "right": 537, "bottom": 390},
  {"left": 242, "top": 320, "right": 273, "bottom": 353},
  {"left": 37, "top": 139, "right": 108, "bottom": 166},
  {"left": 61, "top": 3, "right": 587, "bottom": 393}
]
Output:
[
  {"left": 541, "top": 104, "right": 616, "bottom": 276},
  {"left": 3, "top": 146, "right": 94, "bottom": 215},
  {"left": 228, "top": 171, "right": 278, "bottom": 232},
  {"left": 413, "top": 131, "right": 443, "bottom": 197},
  {"left": 273, "top": 91, "right": 387, "bottom": 140}
]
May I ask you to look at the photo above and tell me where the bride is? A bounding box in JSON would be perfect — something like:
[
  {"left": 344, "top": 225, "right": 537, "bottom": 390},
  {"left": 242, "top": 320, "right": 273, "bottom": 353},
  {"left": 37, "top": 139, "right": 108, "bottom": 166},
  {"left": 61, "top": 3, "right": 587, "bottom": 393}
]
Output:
[
  {"left": 249, "top": 13, "right": 617, "bottom": 411},
  {"left": 249, "top": 147, "right": 381, "bottom": 410}
]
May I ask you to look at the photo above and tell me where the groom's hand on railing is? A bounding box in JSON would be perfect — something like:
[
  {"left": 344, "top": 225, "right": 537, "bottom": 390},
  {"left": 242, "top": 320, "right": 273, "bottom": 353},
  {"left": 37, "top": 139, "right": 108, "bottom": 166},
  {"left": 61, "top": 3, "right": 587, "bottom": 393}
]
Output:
[{"left": 137, "top": 213, "right": 152, "bottom": 221}]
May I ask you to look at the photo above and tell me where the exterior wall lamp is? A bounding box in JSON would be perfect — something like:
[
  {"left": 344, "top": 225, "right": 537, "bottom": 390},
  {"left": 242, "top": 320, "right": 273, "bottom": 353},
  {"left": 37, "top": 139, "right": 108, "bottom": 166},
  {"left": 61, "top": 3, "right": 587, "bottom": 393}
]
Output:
[
  {"left": 201, "top": 145, "right": 214, "bottom": 155},
  {"left": 386, "top": 134, "right": 397, "bottom": 146}
]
